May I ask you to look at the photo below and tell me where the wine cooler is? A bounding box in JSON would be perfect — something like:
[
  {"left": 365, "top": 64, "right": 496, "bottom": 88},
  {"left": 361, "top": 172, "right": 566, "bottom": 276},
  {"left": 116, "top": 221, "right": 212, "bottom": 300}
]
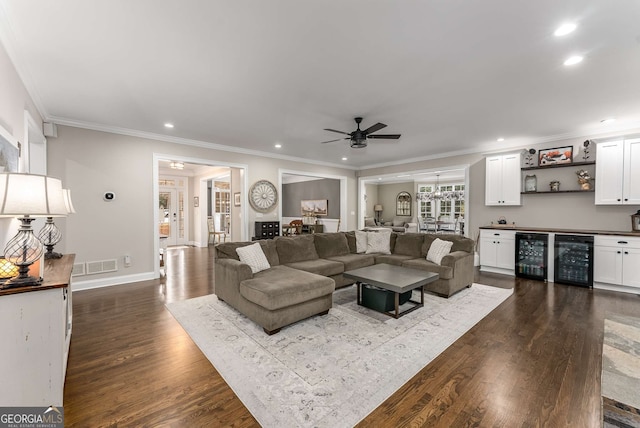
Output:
[
  {"left": 515, "top": 232, "right": 548, "bottom": 281},
  {"left": 554, "top": 234, "right": 593, "bottom": 287}
]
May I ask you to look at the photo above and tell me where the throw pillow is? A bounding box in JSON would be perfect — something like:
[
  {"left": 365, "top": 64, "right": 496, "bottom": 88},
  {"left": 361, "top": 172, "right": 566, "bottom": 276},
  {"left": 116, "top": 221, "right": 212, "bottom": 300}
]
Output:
[
  {"left": 426, "top": 238, "right": 453, "bottom": 265},
  {"left": 355, "top": 230, "right": 368, "bottom": 253},
  {"left": 236, "top": 242, "right": 271, "bottom": 274},
  {"left": 366, "top": 230, "right": 391, "bottom": 254}
]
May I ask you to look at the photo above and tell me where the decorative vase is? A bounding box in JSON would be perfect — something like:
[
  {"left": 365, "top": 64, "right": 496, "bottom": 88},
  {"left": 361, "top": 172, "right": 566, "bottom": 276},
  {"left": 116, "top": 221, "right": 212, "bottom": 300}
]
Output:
[
  {"left": 550, "top": 180, "right": 560, "bottom": 192},
  {"left": 524, "top": 175, "right": 537, "bottom": 192}
]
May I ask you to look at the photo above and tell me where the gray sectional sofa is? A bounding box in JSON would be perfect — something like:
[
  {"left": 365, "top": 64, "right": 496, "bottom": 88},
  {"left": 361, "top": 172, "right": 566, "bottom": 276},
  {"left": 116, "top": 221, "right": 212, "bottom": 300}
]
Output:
[{"left": 215, "top": 231, "right": 474, "bottom": 334}]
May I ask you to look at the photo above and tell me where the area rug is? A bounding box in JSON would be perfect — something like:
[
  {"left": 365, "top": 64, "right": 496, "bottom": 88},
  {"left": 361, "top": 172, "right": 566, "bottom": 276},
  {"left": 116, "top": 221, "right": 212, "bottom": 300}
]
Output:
[{"left": 166, "top": 284, "right": 512, "bottom": 427}]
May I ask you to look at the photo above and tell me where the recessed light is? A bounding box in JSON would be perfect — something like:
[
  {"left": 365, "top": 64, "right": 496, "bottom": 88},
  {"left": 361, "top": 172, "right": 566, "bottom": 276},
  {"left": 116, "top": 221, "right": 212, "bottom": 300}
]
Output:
[
  {"left": 274, "top": 143, "right": 282, "bottom": 148},
  {"left": 378, "top": 178, "right": 382, "bottom": 181},
  {"left": 554, "top": 23, "right": 577, "bottom": 37},
  {"left": 341, "top": 157, "right": 347, "bottom": 161},
  {"left": 497, "top": 137, "right": 505, "bottom": 142},
  {"left": 164, "top": 123, "right": 174, "bottom": 128},
  {"left": 564, "top": 55, "right": 583, "bottom": 66},
  {"left": 601, "top": 118, "right": 616, "bottom": 125}
]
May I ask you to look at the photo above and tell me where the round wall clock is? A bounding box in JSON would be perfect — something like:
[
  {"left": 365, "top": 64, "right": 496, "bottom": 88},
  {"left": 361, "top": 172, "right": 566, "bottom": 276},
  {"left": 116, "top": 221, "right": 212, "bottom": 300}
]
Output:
[{"left": 249, "top": 180, "right": 278, "bottom": 212}]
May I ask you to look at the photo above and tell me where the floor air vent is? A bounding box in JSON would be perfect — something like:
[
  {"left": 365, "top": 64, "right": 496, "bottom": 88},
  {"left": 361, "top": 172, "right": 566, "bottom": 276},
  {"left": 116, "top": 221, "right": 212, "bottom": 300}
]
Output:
[
  {"left": 72, "top": 263, "right": 86, "bottom": 277},
  {"left": 86, "top": 259, "right": 118, "bottom": 275}
]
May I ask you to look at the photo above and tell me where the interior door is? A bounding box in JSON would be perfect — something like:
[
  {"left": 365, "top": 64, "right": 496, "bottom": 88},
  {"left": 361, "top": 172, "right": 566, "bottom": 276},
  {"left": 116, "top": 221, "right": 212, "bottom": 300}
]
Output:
[{"left": 159, "top": 188, "right": 186, "bottom": 246}]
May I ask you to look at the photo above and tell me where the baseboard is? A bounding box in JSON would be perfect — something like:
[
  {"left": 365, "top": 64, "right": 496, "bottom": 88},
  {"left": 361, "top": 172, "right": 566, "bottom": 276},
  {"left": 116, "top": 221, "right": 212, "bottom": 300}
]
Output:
[
  {"left": 594, "top": 282, "right": 640, "bottom": 296},
  {"left": 479, "top": 266, "right": 515, "bottom": 276},
  {"left": 72, "top": 271, "right": 156, "bottom": 291}
]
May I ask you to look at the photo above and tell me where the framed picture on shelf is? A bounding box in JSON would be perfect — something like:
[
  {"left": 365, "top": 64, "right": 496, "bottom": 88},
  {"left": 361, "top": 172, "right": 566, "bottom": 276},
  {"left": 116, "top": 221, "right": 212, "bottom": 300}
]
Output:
[
  {"left": 539, "top": 146, "right": 573, "bottom": 166},
  {"left": 234, "top": 192, "right": 241, "bottom": 207}
]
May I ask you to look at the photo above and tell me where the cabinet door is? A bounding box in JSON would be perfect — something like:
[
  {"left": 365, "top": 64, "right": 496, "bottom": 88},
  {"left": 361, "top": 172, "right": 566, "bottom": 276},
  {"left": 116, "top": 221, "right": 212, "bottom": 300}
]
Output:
[
  {"left": 485, "top": 156, "right": 503, "bottom": 205},
  {"left": 622, "top": 247, "right": 640, "bottom": 288},
  {"left": 623, "top": 138, "right": 640, "bottom": 204},
  {"left": 595, "top": 140, "right": 624, "bottom": 205},
  {"left": 480, "top": 238, "right": 497, "bottom": 267},
  {"left": 495, "top": 238, "right": 516, "bottom": 270},
  {"left": 501, "top": 154, "right": 521, "bottom": 206},
  {"left": 594, "top": 245, "right": 623, "bottom": 285}
]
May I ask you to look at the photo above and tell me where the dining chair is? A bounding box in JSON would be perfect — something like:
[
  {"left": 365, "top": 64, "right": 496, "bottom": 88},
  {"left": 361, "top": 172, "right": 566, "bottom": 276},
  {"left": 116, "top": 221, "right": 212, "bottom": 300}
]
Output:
[
  {"left": 289, "top": 219, "right": 303, "bottom": 235},
  {"left": 207, "top": 217, "right": 227, "bottom": 244}
]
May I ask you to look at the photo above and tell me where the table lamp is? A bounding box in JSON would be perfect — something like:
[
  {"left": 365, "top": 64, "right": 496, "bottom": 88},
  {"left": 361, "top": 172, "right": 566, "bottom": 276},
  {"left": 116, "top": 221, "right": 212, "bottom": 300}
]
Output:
[
  {"left": 0, "top": 173, "right": 67, "bottom": 288},
  {"left": 38, "top": 188, "right": 76, "bottom": 259},
  {"left": 374, "top": 204, "right": 383, "bottom": 223}
]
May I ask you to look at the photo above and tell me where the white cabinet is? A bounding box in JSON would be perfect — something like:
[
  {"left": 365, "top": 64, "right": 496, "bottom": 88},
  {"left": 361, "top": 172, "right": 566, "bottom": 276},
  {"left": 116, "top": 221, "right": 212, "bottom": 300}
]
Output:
[
  {"left": 485, "top": 153, "right": 521, "bottom": 205},
  {"left": 595, "top": 138, "right": 640, "bottom": 205},
  {"left": 594, "top": 236, "right": 640, "bottom": 290},
  {"left": 0, "top": 255, "right": 73, "bottom": 406},
  {"left": 480, "top": 230, "right": 516, "bottom": 275}
]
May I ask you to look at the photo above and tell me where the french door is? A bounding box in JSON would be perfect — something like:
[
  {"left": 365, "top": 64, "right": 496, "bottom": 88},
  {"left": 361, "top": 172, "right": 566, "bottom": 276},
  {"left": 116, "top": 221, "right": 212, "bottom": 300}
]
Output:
[{"left": 159, "top": 184, "right": 186, "bottom": 246}]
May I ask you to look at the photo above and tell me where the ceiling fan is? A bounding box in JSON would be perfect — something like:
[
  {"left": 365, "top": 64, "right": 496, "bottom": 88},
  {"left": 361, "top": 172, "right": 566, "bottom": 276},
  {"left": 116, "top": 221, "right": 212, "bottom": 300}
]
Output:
[{"left": 321, "top": 117, "right": 401, "bottom": 148}]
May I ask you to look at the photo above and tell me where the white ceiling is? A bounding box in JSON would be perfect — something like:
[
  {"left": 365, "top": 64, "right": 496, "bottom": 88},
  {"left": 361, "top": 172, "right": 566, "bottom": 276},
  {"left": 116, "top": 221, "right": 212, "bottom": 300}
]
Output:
[{"left": 2, "top": 1, "right": 640, "bottom": 169}]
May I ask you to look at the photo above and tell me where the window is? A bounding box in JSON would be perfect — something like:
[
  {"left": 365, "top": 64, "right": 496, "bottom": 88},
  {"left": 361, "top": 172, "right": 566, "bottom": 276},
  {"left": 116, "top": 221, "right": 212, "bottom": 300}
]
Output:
[{"left": 417, "top": 182, "right": 465, "bottom": 220}]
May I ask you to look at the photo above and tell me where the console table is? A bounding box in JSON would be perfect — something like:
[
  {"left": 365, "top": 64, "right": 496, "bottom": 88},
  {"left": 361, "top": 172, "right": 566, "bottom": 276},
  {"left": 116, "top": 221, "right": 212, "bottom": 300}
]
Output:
[{"left": 0, "top": 254, "right": 74, "bottom": 406}]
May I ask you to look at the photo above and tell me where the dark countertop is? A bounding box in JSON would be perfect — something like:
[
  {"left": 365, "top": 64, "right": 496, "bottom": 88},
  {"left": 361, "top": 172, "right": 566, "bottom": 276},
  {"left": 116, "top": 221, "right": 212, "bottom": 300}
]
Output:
[{"left": 479, "top": 225, "right": 640, "bottom": 237}]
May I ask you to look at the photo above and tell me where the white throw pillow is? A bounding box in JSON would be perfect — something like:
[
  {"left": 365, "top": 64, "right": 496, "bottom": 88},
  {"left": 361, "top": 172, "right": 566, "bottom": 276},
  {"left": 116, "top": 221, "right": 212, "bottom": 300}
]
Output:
[
  {"left": 355, "top": 230, "right": 368, "bottom": 253},
  {"left": 236, "top": 242, "right": 271, "bottom": 274},
  {"left": 366, "top": 231, "right": 391, "bottom": 254},
  {"left": 426, "top": 238, "right": 454, "bottom": 265}
]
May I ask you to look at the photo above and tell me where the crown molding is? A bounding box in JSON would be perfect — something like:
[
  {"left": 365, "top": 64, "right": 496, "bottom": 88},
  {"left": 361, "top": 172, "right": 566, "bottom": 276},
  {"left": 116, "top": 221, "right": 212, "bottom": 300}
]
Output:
[{"left": 47, "top": 116, "right": 360, "bottom": 171}]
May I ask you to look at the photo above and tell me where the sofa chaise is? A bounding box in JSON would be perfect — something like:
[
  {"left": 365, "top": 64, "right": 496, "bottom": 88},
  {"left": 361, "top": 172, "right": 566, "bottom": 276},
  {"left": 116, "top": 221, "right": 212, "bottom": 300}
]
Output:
[{"left": 215, "top": 231, "right": 474, "bottom": 334}]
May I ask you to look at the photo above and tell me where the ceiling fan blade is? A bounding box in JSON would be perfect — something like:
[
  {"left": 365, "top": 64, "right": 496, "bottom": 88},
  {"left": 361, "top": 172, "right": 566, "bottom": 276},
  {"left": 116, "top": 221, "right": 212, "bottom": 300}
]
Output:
[
  {"left": 362, "top": 122, "right": 387, "bottom": 135},
  {"left": 367, "top": 134, "right": 401, "bottom": 139},
  {"left": 320, "top": 137, "right": 348, "bottom": 144},
  {"left": 324, "top": 128, "right": 351, "bottom": 136}
]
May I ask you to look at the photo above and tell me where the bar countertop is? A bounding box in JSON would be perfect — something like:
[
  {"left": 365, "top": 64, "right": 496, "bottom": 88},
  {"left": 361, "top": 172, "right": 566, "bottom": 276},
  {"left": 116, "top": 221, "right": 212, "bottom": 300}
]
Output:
[{"left": 479, "top": 225, "right": 640, "bottom": 237}]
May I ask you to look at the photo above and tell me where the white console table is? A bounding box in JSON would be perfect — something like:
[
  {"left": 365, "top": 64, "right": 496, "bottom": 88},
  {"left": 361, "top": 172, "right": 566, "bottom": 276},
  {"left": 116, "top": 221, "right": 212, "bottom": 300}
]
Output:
[{"left": 0, "top": 254, "right": 74, "bottom": 406}]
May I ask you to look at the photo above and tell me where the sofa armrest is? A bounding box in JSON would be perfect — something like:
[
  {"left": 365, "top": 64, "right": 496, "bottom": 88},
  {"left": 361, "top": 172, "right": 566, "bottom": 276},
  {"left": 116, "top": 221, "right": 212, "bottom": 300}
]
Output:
[
  {"left": 214, "top": 258, "right": 253, "bottom": 300},
  {"left": 440, "top": 251, "right": 472, "bottom": 270},
  {"left": 404, "top": 223, "right": 418, "bottom": 233}
]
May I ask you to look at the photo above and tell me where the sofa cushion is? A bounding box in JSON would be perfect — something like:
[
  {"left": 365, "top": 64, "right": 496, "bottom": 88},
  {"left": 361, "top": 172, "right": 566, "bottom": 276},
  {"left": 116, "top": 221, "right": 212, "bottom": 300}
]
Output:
[
  {"left": 276, "top": 235, "right": 319, "bottom": 264},
  {"left": 314, "top": 233, "right": 350, "bottom": 258},
  {"left": 426, "top": 238, "right": 454, "bottom": 265},
  {"left": 216, "top": 240, "right": 279, "bottom": 266},
  {"left": 326, "top": 253, "right": 376, "bottom": 271},
  {"left": 345, "top": 231, "right": 357, "bottom": 253},
  {"left": 401, "top": 258, "right": 454, "bottom": 280},
  {"left": 240, "top": 266, "right": 335, "bottom": 310},
  {"left": 393, "top": 233, "right": 424, "bottom": 258},
  {"left": 236, "top": 242, "right": 270, "bottom": 273},
  {"left": 366, "top": 231, "right": 391, "bottom": 254},
  {"left": 421, "top": 234, "right": 474, "bottom": 256},
  {"left": 284, "top": 258, "right": 344, "bottom": 277},
  {"left": 374, "top": 254, "right": 415, "bottom": 266}
]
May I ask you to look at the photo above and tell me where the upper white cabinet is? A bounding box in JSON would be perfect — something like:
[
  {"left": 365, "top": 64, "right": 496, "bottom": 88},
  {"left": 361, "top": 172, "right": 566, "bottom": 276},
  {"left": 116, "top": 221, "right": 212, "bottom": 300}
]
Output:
[
  {"left": 595, "top": 138, "right": 640, "bottom": 205},
  {"left": 485, "top": 153, "right": 521, "bottom": 206}
]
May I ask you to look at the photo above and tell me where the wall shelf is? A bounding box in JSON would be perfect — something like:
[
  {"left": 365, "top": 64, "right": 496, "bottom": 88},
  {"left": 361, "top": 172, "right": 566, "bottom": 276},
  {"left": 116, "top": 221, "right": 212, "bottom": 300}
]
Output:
[
  {"left": 521, "top": 190, "right": 595, "bottom": 195},
  {"left": 521, "top": 160, "right": 595, "bottom": 171}
]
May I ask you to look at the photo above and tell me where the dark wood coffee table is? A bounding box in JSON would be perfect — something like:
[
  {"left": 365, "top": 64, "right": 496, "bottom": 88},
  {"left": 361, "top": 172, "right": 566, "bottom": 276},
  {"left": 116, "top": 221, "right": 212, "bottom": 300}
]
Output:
[{"left": 344, "top": 264, "right": 439, "bottom": 318}]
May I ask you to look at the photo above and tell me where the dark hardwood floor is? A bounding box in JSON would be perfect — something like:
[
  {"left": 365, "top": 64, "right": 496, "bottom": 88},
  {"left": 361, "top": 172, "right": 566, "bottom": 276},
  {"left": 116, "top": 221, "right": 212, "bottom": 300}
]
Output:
[{"left": 63, "top": 246, "right": 640, "bottom": 427}]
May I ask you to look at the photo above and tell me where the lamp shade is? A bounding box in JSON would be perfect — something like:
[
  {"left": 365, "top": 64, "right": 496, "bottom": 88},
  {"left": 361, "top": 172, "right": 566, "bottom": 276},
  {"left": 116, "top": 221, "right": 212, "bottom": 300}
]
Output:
[
  {"left": 63, "top": 188, "right": 76, "bottom": 214},
  {"left": 374, "top": 204, "right": 383, "bottom": 212},
  {"left": 0, "top": 173, "right": 67, "bottom": 217}
]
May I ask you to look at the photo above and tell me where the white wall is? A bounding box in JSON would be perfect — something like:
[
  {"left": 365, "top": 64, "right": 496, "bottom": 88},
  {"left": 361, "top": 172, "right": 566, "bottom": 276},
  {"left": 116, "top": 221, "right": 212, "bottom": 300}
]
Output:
[
  {"left": 47, "top": 125, "right": 358, "bottom": 289},
  {"left": 0, "top": 42, "right": 44, "bottom": 249}
]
